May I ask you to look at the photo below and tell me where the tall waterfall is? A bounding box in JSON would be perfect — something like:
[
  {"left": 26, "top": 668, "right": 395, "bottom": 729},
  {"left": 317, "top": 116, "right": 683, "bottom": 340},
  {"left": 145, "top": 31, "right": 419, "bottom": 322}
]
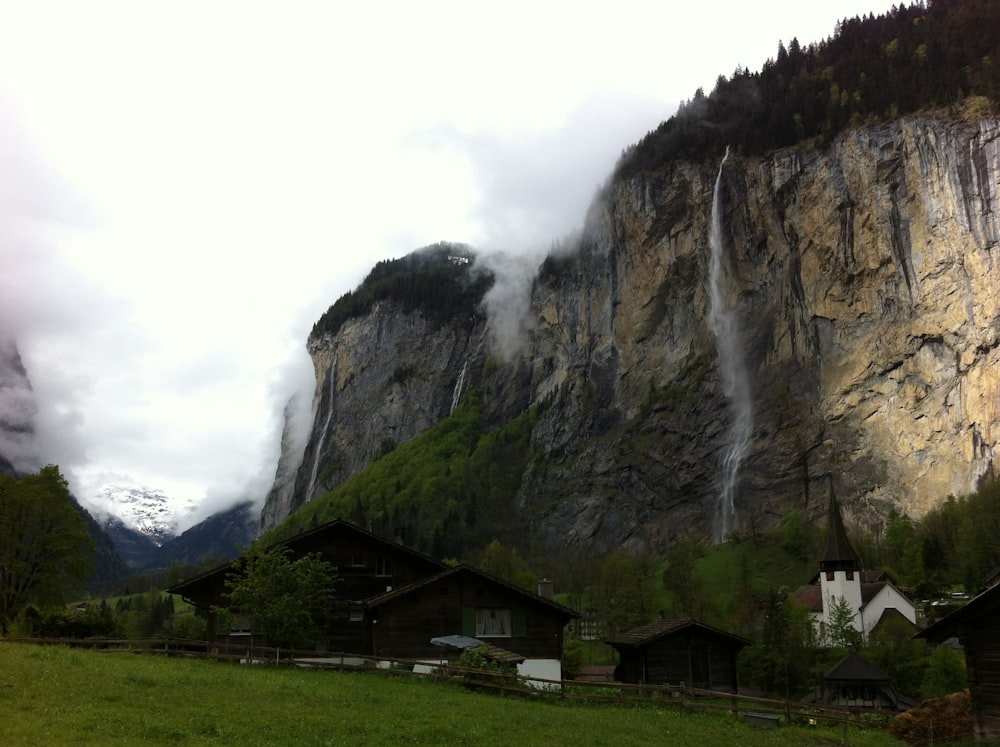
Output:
[
  {"left": 306, "top": 362, "right": 336, "bottom": 500},
  {"left": 450, "top": 359, "right": 468, "bottom": 414},
  {"left": 707, "top": 148, "right": 752, "bottom": 542}
]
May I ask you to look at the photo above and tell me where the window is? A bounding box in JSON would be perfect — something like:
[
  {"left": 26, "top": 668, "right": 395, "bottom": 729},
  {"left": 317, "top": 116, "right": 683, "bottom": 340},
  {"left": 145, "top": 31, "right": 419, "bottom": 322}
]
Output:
[
  {"left": 376, "top": 555, "right": 392, "bottom": 577},
  {"left": 349, "top": 553, "right": 365, "bottom": 568},
  {"left": 845, "top": 570, "right": 854, "bottom": 580},
  {"left": 349, "top": 608, "right": 364, "bottom": 622},
  {"left": 475, "top": 608, "right": 511, "bottom": 638}
]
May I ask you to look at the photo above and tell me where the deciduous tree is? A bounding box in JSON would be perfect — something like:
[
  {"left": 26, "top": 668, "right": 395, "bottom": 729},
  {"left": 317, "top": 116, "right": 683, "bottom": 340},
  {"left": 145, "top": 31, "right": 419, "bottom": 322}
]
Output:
[
  {"left": 0, "top": 466, "right": 93, "bottom": 633},
  {"left": 220, "top": 545, "right": 337, "bottom": 649}
]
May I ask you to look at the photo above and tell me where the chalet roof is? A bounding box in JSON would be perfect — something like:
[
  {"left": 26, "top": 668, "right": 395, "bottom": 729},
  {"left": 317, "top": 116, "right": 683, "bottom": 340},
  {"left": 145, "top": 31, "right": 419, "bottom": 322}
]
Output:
[
  {"left": 792, "top": 585, "right": 823, "bottom": 612},
  {"left": 364, "top": 564, "right": 579, "bottom": 620},
  {"left": 168, "top": 518, "right": 447, "bottom": 597},
  {"left": 918, "top": 580, "right": 1000, "bottom": 642},
  {"left": 823, "top": 650, "right": 891, "bottom": 683},
  {"left": 821, "top": 495, "right": 859, "bottom": 571},
  {"left": 604, "top": 618, "right": 751, "bottom": 649}
]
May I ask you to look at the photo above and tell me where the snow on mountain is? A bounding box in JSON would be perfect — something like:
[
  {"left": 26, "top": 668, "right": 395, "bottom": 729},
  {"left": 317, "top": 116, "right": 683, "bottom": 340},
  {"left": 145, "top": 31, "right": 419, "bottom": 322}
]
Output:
[{"left": 95, "top": 485, "right": 193, "bottom": 547}]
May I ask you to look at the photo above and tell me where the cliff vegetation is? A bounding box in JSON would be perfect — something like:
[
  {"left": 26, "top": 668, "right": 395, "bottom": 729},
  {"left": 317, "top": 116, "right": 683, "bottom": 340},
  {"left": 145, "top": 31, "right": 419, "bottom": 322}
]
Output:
[
  {"left": 309, "top": 242, "right": 491, "bottom": 341},
  {"left": 616, "top": 0, "right": 1000, "bottom": 176}
]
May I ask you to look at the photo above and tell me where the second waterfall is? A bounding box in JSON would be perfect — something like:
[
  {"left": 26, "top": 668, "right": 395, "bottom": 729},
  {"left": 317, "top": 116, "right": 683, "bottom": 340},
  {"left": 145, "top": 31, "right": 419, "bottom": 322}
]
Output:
[{"left": 707, "top": 148, "right": 752, "bottom": 543}]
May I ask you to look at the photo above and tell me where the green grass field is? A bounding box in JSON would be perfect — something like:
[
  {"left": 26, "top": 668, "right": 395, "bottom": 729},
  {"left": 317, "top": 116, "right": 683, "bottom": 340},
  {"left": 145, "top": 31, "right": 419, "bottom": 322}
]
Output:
[{"left": 0, "top": 642, "right": 903, "bottom": 746}]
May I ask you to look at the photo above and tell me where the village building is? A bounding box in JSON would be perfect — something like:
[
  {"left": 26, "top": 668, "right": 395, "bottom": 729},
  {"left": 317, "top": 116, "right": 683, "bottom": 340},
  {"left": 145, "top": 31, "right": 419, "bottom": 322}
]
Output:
[
  {"left": 918, "top": 578, "right": 1000, "bottom": 741},
  {"left": 604, "top": 618, "right": 750, "bottom": 692},
  {"left": 792, "top": 496, "right": 917, "bottom": 643},
  {"left": 169, "top": 519, "right": 577, "bottom": 682},
  {"left": 802, "top": 650, "right": 918, "bottom": 711}
]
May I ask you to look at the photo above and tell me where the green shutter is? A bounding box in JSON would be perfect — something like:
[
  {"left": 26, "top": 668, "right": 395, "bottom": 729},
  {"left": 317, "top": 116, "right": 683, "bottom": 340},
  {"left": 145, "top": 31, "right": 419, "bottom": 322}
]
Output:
[
  {"left": 512, "top": 608, "right": 526, "bottom": 637},
  {"left": 462, "top": 607, "right": 475, "bottom": 636}
]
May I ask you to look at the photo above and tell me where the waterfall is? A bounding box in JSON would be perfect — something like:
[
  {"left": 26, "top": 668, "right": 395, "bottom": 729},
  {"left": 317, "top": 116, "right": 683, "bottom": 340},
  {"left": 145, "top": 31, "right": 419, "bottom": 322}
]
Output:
[
  {"left": 450, "top": 359, "right": 468, "bottom": 414},
  {"left": 306, "top": 362, "right": 336, "bottom": 500},
  {"left": 708, "top": 148, "right": 752, "bottom": 542}
]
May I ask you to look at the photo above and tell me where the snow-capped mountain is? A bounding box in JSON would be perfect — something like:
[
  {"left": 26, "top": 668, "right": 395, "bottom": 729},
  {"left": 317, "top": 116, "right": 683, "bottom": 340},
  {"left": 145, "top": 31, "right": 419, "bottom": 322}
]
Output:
[{"left": 95, "top": 485, "right": 191, "bottom": 547}]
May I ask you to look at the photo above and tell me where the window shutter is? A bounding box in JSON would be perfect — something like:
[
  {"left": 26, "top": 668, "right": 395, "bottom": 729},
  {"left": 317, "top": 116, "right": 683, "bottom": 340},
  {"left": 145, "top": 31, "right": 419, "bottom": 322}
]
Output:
[
  {"left": 462, "top": 607, "right": 475, "bottom": 636},
  {"left": 512, "top": 608, "right": 526, "bottom": 637}
]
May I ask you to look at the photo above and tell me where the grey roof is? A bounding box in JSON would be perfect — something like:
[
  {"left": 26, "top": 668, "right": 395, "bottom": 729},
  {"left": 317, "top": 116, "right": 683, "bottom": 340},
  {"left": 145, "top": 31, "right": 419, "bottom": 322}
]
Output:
[
  {"left": 605, "top": 618, "right": 751, "bottom": 648},
  {"left": 821, "top": 495, "right": 860, "bottom": 571},
  {"left": 823, "top": 651, "right": 890, "bottom": 683},
  {"left": 430, "top": 635, "right": 525, "bottom": 664},
  {"left": 918, "top": 579, "right": 1000, "bottom": 641},
  {"left": 364, "top": 563, "right": 578, "bottom": 619}
]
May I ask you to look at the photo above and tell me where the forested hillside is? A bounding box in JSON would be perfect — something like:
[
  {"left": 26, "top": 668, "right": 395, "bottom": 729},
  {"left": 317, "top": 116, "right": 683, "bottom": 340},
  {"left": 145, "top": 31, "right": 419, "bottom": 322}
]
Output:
[{"left": 616, "top": 0, "right": 1000, "bottom": 176}]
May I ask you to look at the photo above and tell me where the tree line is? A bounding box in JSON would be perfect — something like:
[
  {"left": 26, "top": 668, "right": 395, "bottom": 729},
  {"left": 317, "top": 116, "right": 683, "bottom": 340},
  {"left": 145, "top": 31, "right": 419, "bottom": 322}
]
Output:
[
  {"left": 615, "top": 0, "right": 1000, "bottom": 178},
  {"left": 309, "top": 243, "right": 492, "bottom": 341}
]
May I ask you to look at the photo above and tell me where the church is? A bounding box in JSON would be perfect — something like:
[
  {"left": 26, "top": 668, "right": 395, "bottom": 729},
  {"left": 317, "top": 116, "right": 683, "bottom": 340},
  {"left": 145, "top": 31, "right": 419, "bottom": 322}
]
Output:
[{"left": 792, "top": 496, "right": 917, "bottom": 643}]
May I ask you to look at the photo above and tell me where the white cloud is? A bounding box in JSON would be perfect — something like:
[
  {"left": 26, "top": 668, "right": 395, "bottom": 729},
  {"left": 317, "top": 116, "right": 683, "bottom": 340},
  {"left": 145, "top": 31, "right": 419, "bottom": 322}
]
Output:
[{"left": 0, "top": 1, "right": 900, "bottom": 527}]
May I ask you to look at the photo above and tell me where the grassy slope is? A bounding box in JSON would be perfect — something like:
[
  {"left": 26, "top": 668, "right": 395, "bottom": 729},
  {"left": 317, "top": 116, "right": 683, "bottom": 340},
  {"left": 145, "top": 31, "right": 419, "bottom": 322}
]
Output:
[{"left": 0, "top": 643, "right": 902, "bottom": 747}]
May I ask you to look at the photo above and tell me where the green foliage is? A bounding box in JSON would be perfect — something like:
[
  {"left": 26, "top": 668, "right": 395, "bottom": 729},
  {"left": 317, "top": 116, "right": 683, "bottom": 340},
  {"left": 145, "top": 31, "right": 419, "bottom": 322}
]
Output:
[
  {"left": 921, "top": 644, "right": 968, "bottom": 699},
  {"left": 616, "top": 0, "right": 1000, "bottom": 177},
  {"left": 826, "top": 595, "right": 864, "bottom": 649},
  {"left": 0, "top": 642, "right": 903, "bottom": 747},
  {"left": 220, "top": 545, "right": 337, "bottom": 648},
  {"left": 0, "top": 465, "right": 94, "bottom": 633},
  {"left": 456, "top": 645, "right": 520, "bottom": 688},
  {"left": 661, "top": 537, "right": 712, "bottom": 619},
  {"left": 866, "top": 614, "right": 927, "bottom": 697},
  {"left": 310, "top": 243, "right": 492, "bottom": 340},
  {"left": 590, "top": 552, "right": 665, "bottom": 638},
  {"left": 738, "top": 592, "right": 819, "bottom": 698},
  {"left": 269, "top": 393, "right": 539, "bottom": 561},
  {"left": 476, "top": 540, "right": 536, "bottom": 590}
]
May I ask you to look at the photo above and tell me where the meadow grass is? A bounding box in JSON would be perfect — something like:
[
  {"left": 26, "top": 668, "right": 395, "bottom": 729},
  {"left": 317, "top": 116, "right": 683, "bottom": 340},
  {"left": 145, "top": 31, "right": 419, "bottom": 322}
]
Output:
[{"left": 0, "top": 642, "right": 903, "bottom": 746}]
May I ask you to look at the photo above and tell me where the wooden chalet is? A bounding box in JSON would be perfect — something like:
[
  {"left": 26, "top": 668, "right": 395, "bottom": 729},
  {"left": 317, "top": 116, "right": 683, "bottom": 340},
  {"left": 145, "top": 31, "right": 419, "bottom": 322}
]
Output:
[
  {"left": 605, "top": 618, "right": 750, "bottom": 692},
  {"left": 918, "top": 580, "right": 1000, "bottom": 740},
  {"left": 169, "top": 519, "right": 577, "bottom": 678}
]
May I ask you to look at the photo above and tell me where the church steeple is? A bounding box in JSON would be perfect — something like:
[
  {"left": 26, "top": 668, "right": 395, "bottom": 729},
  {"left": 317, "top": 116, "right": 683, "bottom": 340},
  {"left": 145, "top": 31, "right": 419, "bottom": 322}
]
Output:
[{"left": 820, "top": 494, "right": 859, "bottom": 573}]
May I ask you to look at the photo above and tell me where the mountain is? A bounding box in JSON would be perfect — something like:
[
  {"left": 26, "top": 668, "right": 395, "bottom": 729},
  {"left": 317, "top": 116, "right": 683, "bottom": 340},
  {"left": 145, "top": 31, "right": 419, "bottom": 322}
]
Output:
[
  {"left": 152, "top": 501, "right": 256, "bottom": 569},
  {"left": 96, "top": 485, "right": 187, "bottom": 548},
  {"left": 261, "top": 3, "right": 1000, "bottom": 557}
]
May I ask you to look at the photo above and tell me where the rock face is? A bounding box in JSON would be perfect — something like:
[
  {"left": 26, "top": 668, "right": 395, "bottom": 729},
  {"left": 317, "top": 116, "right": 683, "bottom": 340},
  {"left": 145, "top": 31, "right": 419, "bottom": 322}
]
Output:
[{"left": 262, "top": 116, "right": 1000, "bottom": 554}]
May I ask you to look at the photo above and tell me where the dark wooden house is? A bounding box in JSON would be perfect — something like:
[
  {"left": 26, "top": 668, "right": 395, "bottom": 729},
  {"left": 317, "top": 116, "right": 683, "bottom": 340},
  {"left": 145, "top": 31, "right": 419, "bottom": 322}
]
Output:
[
  {"left": 169, "top": 519, "right": 577, "bottom": 677},
  {"left": 805, "top": 650, "right": 917, "bottom": 711},
  {"left": 918, "top": 580, "right": 1000, "bottom": 740},
  {"left": 605, "top": 618, "right": 750, "bottom": 691}
]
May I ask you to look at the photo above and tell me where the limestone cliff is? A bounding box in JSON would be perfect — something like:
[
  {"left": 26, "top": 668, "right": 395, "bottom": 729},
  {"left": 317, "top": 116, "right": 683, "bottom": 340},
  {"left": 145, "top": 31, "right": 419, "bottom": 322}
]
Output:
[{"left": 262, "top": 116, "right": 1000, "bottom": 554}]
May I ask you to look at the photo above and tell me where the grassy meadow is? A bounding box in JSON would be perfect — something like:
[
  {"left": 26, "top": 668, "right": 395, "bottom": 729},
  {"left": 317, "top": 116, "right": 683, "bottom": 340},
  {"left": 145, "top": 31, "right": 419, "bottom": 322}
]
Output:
[{"left": 0, "top": 642, "right": 904, "bottom": 747}]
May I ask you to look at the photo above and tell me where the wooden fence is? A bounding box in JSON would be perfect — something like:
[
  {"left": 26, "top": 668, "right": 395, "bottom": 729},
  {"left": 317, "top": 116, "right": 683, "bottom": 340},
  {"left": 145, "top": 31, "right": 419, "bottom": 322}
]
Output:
[{"left": 3, "top": 637, "right": 892, "bottom": 732}]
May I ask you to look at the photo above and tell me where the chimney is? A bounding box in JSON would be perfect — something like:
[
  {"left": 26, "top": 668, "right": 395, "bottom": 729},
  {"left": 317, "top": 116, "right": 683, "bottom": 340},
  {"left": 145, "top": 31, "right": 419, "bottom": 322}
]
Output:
[{"left": 537, "top": 578, "right": 554, "bottom": 600}]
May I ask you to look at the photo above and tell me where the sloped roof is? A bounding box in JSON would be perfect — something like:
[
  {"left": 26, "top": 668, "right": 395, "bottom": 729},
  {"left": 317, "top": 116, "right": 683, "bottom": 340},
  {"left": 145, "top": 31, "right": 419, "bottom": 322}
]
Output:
[
  {"left": 430, "top": 635, "right": 525, "bottom": 664},
  {"left": 604, "top": 618, "right": 751, "bottom": 649},
  {"left": 821, "top": 495, "right": 859, "bottom": 571},
  {"left": 918, "top": 579, "right": 1000, "bottom": 641},
  {"left": 792, "top": 585, "right": 823, "bottom": 612},
  {"left": 364, "top": 564, "right": 578, "bottom": 619},
  {"left": 169, "top": 518, "right": 447, "bottom": 596},
  {"left": 823, "top": 650, "right": 890, "bottom": 683}
]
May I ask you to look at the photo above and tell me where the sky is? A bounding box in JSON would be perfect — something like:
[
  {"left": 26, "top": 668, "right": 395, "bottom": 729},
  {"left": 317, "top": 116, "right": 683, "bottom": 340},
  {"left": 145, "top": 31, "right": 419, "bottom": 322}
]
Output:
[{"left": 0, "top": 0, "right": 900, "bottom": 531}]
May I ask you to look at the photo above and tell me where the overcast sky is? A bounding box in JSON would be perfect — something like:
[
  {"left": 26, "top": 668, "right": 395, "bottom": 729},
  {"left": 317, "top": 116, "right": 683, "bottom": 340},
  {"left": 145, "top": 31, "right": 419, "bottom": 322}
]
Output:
[{"left": 0, "top": 1, "right": 899, "bottom": 530}]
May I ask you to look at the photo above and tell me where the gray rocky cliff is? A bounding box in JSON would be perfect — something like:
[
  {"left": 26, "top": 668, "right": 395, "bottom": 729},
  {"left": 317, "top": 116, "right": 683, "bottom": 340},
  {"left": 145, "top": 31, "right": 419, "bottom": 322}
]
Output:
[{"left": 262, "top": 116, "right": 1000, "bottom": 554}]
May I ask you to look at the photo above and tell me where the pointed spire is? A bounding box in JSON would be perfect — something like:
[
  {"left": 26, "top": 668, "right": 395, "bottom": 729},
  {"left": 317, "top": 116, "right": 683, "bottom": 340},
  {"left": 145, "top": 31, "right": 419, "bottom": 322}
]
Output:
[{"left": 820, "top": 493, "right": 859, "bottom": 572}]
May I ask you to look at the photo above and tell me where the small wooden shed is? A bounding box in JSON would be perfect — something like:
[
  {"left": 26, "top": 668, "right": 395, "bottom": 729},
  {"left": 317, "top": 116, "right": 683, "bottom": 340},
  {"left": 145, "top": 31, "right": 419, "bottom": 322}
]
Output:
[
  {"left": 605, "top": 618, "right": 750, "bottom": 692},
  {"left": 918, "top": 581, "right": 1000, "bottom": 740},
  {"left": 808, "top": 650, "right": 916, "bottom": 711}
]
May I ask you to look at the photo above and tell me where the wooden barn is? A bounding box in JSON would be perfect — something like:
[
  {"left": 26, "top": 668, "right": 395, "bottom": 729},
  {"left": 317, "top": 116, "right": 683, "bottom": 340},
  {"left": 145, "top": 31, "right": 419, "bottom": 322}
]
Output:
[
  {"left": 605, "top": 618, "right": 750, "bottom": 691},
  {"left": 918, "top": 580, "right": 1000, "bottom": 741},
  {"left": 169, "top": 519, "right": 577, "bottom": 680}
]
